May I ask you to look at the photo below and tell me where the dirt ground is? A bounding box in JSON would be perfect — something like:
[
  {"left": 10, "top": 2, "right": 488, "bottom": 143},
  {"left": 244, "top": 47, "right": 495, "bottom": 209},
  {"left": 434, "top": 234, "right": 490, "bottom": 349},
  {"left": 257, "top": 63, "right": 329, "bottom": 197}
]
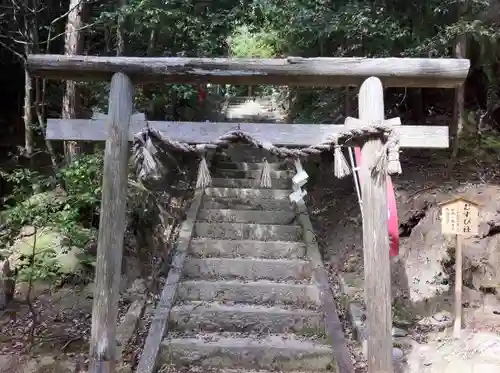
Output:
[
  {"left": 2, "top": 149, "right": 500, "bottom": 373},
  {"left": 308, "top": 149, "right": 500, "bottom": 372},
  {"left": 0, "top": 254, "right": 159, "bottom": 373}
]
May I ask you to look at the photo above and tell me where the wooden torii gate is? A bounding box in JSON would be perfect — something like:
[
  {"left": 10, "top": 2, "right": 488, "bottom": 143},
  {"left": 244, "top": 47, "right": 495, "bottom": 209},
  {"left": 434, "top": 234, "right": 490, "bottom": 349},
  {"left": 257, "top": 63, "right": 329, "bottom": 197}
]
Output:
[{"left": 27, "top": 54, "right": 469, "bottom": 373}]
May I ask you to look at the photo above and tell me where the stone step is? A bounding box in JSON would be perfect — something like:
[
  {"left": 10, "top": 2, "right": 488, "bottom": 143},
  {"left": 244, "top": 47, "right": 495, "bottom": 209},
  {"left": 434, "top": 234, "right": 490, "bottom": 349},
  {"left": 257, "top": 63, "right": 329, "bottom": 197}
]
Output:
[
  {"left": 188, "top": 238, "right": 307, "bottom": 259},
  {"left": 214, "top": 148, "right": 282, "bottom": 161},
  {"left": 160, "top": 367, "right": 319, "bottom": 373},
  {"left": 211, "top": 177, "right": 290, "bottom": 189},
  {"left": 214, "top": 161, "right": 288, "bottom": 171},
  {"left": 194, "top": 222, "right": 303, "bottom": 241},
  {"left": 169, "top": 301, "right": 324, "bottom": 335},
  {"left": 177, "top": 280, "right": 320, "bottom": 308},
  {"left": 214, "top": 154, "right": 282, "bottom": 163},
  {"left": 160, "top": 332, "right": 334, "bottom": 371},
  {"left": 198, "top": 209, "right": 297, "bottom": 224},
  {"left": 182, "top": 257, "right": 313, "bottom": 282},
  {"left": 204, "top": 187, "right": 290, "bottom": 200},
  {"left": 202, "top": 197, "right": 294, "bottom": 211},
  {"left": 212, "top": 169, "right": 292, "bottom": 180}
]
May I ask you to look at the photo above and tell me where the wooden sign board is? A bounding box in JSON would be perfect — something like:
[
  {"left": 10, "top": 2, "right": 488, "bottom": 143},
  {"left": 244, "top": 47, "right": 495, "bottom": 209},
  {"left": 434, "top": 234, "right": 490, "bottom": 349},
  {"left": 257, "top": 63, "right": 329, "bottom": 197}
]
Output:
[{"left": 439, "top": 197, "right": 479, "bottom": 236}]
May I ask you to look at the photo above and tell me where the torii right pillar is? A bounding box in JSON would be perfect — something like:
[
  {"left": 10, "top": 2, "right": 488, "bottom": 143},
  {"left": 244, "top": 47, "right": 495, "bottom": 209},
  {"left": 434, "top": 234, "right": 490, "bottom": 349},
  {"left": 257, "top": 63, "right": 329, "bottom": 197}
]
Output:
[{"left": 349, "top": 76, "right": 396, "bottom": 373}]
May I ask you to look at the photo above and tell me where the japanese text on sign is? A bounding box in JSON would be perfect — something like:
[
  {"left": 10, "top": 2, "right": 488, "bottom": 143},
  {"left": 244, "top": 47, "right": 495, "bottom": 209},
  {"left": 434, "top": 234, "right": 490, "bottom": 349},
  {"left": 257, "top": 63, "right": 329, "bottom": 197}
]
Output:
[
  {"left": 442, "top": 206, "right": 458, "bottom": 234},
  {"left": 463, "top": 202, "right": 472, "bottom": 234},
  {"left": 440, "top": 199, "right": 478, "bottom": 236}
]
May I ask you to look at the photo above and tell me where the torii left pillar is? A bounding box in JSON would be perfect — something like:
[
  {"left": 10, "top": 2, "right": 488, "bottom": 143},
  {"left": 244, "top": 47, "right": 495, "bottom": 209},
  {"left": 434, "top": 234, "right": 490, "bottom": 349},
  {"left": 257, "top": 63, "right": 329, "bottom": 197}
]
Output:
[{"left": 89, "top": 72, "right": 134, "bottom": 373}]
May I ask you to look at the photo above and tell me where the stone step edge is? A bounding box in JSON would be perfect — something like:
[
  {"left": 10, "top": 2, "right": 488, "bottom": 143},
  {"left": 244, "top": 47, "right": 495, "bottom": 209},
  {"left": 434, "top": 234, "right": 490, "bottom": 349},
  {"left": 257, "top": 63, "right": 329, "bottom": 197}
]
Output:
[
  {"left": 177, "top": 279, "right": 321, "bottom": 307},
  {"left": 162, "top": 332, "right": 332, "bottom": 349},
  {"left": 171, "top": 300, "right": 319, "bottom": 312},
  {"left": 204, "top": 187, "right": 292, "bottom": 198},
  {"left": 191, "top": 237, "right": 307, "bottom": 248},
  {"left": 214, "top": 161, "right": 288, "bottom": 168},
  {"left": 181, "top": 256, "right": 313, "bottom": 283},
  {"left": 158, "top": 368, "right": 317, "bottom": 373},
  {"left": 187, "top": 239, "right": 307, "bottom": 260},
  {"left": 197, "top": 208, "right": 297, "bottom": 224},
  {"left": 160, "top": 332, "right": 334, "bottom": 370},
  {"left": 211, "top": 169, "right": 292, "bottom": 180},
  {"left": 170, "top": 301, "right": 323, "bottom": 330},
  {"left": 185, "top": 256, "right": 310, "bottom": 265},
  {"left": 189, "top": 237, "right": 306, "bottom": 246},
  {"left": 195, "top": 222, "right": 301, "bottom": 229},
  {"left": 210, "top": 177, "right": 290, "bottom": 183}
]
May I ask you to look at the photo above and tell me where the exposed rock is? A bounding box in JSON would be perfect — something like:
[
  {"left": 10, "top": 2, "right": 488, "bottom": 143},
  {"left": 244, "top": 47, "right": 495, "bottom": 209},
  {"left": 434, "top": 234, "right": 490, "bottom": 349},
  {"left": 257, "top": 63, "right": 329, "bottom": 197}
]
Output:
[
  {"left": 9, "top": 227, "right": 85, "bottom": 274},
  {"left": 127, "top": 278, "right": 147, "bottom": 297},
  {"left": 463, "top": 286, "right": 483, "bottom": 308},
  {"left": 392, "top": 347, "right": 404, "bottom": 361},
  {"left": 0, "top": 259, "right": 15, "bottom": 309},
  {"left": 343, "top": 255, "right": 361, "bottom": 272},
  {"left": 416, "top": 310, "right": 453, "bottom": 330},
  {"left": 24, "top": 189, "right": 67, "bottom": 208},
  {"left": 432, "top": 310, "right": 452, "bottom": 323},
  {"left": 116, "top": 363, "right": 133, "bottom": 373},
  {"left": 83, "top": 282, "right": 95, "bottom": 298},
  {"left": 401, "top": 185, "right": 500, "bottom": 305},
  {"left": 116, "top": 298, "right": 146, "bottom": 358},
  {"left": 392, "top": 327, "right": 408, "bottom": 337},
  {"left": 19, "top": 225, "right": 36, "bottom": 237},
  {"left": 0, "top": 249, "right": 12, "bottom": 258},
  {"left": 21, "top": 355, "right": 77, "bottom": 373}
]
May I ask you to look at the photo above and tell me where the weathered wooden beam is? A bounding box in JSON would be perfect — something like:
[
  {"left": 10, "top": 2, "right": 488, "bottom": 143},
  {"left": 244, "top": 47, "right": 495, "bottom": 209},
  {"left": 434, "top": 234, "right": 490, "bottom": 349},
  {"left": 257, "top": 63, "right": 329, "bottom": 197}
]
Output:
[
  {"left": 136, "top": 189, "right": 204, "bottom": 373},
  {"left": 294, "top": 201, "right": 355, "bottom": 373},
  {"left": 46, "top": 119, "right": 449, "bottom": 148},
  {"left": 357, "top": 77, "right": 394, "bottom": 373},
  {"left": 27, "top": 54, "right": 470, "bottom": 88},
  {"left": 89, "top": 73, "right": 134, "bottom": 373}
]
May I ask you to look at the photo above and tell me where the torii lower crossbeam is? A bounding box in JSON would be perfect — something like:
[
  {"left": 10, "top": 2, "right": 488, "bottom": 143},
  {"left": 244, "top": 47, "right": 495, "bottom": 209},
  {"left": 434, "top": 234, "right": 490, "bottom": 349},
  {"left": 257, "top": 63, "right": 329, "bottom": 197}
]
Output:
[{"left": 46, "top": 119, "right": 449, "bottom": 148}]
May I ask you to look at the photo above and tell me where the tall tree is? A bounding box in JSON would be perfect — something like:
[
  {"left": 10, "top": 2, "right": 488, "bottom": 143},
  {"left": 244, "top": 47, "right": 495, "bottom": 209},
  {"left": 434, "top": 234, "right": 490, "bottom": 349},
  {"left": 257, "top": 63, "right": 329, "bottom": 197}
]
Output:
[
  {"left": 116, "top": 0, "right": 127, "bottom": 56},
  {"left": 447, "top": 1, "right": 468, "bottom": 177},
  {"left": 62, "top": 0, "right": 86, "bottom": 164}
]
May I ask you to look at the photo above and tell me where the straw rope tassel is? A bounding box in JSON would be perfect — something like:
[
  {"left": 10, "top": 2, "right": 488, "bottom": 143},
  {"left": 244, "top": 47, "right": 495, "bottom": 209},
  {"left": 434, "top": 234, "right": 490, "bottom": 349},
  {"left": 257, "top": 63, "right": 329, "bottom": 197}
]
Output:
[
  {"left": 334, "top": 144, "right": 351, "bottom": 179},
  {"left": 259, "top": 159, "right": 272, "bottom": 188},
  {"left": 196, "top": 155, "right": 211, "bottom": 188}
]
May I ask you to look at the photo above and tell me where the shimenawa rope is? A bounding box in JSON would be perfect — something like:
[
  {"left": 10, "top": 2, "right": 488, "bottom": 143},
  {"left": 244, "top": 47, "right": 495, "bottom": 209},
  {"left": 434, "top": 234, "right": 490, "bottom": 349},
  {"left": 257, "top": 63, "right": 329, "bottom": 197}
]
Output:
[{"left": 132, "top": 120, "right": 401, "bottom": 188}]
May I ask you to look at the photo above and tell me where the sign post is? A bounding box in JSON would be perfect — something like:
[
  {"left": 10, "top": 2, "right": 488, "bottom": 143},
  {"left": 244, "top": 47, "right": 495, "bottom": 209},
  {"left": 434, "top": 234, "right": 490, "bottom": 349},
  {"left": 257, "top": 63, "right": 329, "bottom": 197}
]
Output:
[{"left": 439, "top": 197, "right": 479, "bottom": 338}]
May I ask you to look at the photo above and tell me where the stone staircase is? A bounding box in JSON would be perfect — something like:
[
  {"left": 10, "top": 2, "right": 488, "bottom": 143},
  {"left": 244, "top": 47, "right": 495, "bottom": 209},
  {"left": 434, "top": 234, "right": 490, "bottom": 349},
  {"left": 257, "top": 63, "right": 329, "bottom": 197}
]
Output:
[{"left": 157, "top": 147, "right": 337, "bottom": 372}]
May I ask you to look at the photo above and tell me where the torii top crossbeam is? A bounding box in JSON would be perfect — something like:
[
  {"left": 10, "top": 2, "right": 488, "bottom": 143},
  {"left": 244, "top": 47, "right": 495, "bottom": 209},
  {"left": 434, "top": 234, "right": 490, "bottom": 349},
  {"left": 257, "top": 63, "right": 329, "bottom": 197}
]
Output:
[{"left": 27, "top": 54, "right": 470, "bottom": 88}]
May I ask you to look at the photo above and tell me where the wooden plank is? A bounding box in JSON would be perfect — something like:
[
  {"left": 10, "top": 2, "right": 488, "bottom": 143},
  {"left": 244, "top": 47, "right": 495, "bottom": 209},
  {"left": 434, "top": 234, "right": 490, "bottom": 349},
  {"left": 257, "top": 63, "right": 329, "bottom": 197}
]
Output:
[
  {"left": 88, "top": 73, "right": 134, "bottom": 373},
  {"left": 46, "top": 119, "right": 449, "bottom": 148},
  {"left": 453, "top": 234, "right": 463, "bottom": 338},
  {"left": 357, "top": 77, "right": 393, "bottom": 373},
  {"left": 294, "top": 201, "right": 355, "bottom": 373},
  {"left": 135, "top": 190, "right": 204, "bottom": 373},
  {"left": 27, "top": 54, "right": 470, "bottom": 88}
]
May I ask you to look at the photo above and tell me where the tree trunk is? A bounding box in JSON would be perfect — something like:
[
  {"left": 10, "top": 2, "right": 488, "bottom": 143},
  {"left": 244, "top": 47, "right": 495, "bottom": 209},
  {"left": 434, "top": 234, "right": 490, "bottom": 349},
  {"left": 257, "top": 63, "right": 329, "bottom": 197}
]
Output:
[
  {"left": 22, "top": 7, "right": 35, "bottom": 159},
  {"left": 446, "top": 35, "right": 467, "bottom": 178},
  {"left": 62, "top": 0, "right": 85, "bottom": 164},
  {"left": 116, "top": 0, "right": 126, "bottom": 56},
  {"left": 23, "top": 65, "right": 34, "bottom": 158}
]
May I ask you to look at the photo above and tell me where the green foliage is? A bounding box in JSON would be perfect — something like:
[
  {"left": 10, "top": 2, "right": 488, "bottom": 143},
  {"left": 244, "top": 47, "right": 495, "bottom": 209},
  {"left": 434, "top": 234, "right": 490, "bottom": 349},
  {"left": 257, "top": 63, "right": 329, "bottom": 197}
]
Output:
[
  {"left": 58, "top": 153, "right": 103, "bottom": 205},
  {"left": 16, "top": 246, "right": 60, "bottom": 283},
  {"left": 37, "top": 0, "right": 498, "bottom": 125},
  {"left": 0, "top": 154, "right": 103, "bottom": 283},
  {"left": 228, "top": 24, "right": 279, "bottom": 58}
]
